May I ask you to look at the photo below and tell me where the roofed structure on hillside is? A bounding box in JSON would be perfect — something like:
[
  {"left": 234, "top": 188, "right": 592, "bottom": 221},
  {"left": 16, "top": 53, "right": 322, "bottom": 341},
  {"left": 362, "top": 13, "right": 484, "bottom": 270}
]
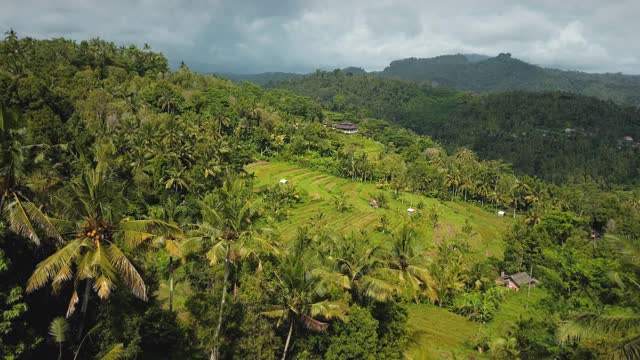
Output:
[
  {"left": 333, "top": 122, "right": 359, "bottom": 134},
  {"left": 623, "top": 135, "right": 634, "bottom": 142},
  {"left": 497, "top": 271, "right": 538, "bottom": 291}
]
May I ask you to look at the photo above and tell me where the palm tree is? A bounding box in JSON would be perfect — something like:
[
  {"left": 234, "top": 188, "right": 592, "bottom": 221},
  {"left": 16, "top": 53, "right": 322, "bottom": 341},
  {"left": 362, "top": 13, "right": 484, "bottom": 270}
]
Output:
[
  {"left": 382, "top": 224, "right": 436, "bottom": 303},
  {"left": 318, "top": 232, "right": 401, "bottom": 303},
  {"left": 489, "top": 335, "right": 521, "bottom": 359},
  {"left": 510, "top": 180, "right": 531, "bottom": 218},
  {"left": 559, "top": 313, "right": 640, "bottom": 359},
  {"left": 26, "top": 146, "right": 181, "bottom": 325},
  {"left": 262, "top": 254, "right": 349, "bottom": 360},
  {"left": 559, "top": 237, "right": 640, "bottom": 359},
  {"left": 150, "top": 198, "right": 188, "bottom": 313},
  {"left": 1, "top": 125, "right": 63, "bottom": 245},
  {"left": 187, "top": 176, "right": 278, "bottom": 360}
]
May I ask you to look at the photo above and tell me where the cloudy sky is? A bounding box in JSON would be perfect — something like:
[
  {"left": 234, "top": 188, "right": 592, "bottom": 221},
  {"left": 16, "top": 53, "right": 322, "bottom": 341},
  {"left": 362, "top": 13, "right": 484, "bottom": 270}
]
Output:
[{"left": 2, "top": 0, "right": 639, "bottom": 74}]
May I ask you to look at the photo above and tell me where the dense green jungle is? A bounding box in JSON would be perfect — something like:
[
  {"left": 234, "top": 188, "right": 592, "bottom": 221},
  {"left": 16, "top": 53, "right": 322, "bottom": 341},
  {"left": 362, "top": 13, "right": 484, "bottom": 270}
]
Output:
[{"left": 1, "top": 31, "right": 639, "bottom": 360}]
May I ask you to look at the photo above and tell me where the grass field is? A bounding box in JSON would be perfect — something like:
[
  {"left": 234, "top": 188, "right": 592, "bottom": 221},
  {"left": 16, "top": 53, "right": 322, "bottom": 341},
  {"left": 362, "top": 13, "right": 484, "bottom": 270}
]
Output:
[{"left": 406, "top": 304, "right": 481, "bottom": 359}]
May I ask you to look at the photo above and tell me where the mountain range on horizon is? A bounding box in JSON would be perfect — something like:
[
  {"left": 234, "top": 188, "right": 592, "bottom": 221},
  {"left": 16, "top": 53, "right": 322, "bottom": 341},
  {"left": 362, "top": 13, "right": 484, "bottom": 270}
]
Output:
[{"left": 218, "top": 53, "right": 640, "bottom": 106}]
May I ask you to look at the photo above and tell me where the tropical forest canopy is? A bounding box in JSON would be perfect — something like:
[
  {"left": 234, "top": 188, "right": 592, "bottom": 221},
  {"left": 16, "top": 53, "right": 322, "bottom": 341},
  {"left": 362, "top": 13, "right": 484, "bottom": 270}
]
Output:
[
  {"left": 270, "top": 70, "right": 640, "bottom": 184},
  {"left": 1, "top": 31, "right": 640, "bottom": 360}
]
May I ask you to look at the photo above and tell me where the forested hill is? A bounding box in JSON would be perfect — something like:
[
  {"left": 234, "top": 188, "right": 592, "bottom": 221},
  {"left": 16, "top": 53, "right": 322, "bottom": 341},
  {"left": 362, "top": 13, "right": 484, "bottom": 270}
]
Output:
[
  {"left": 271, "top": 71, "right": 640, "bottom": 184},
  {"left": 381, "top": 53, "right": 640, "bottom": 105}
]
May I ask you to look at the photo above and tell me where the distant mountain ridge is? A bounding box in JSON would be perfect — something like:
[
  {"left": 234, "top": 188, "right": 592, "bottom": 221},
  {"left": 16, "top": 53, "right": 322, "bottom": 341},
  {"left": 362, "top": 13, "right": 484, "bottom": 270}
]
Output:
[
  {"left": 380, "top": 53, "right": 640, "bottom": 105},
  {"left": 219, "top": 54, "right": 640, "bottom": 106}
]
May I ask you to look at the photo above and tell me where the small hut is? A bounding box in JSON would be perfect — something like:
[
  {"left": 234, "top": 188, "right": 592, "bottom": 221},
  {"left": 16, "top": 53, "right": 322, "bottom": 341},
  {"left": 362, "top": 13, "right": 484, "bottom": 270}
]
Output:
[
  {"left": 279, "top": 179, "right": 289, "bottom": 185},
  {"left": 407, "top": 207, "right": 416, "bottom": 215},
  {"left": 333, "top": 123, "right": 359, "bottom": 134},
  {"left": 497, "top": 271, "right": 538, "bottom": 291},
  {"left": 497, "top": 211, "right": 506, "bottom": 217},
  {"left": 369, "top": 199, "right": 380, "bottom": 208}
]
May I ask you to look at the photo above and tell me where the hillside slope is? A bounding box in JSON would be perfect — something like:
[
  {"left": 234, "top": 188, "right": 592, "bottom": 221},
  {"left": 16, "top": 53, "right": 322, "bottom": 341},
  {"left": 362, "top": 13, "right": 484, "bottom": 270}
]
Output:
[
  {"left": 271, "top": 72, "right": 640, "bottom": 184},
  {"left": 382, "top": 53, "right": 640, "bottom": 105}
]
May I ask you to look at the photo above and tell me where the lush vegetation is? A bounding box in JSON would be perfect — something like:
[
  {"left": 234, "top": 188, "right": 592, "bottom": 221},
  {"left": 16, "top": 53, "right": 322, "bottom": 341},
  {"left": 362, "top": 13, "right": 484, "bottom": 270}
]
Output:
[
  {"left": 383, "top": 53, "right": 640, "bottom": 106},
  {"left": 1, "top": 31, "right": 640, "bottom": 360},
  {"left": 271, "top": 70, "right": 640, "bottom": 184}
]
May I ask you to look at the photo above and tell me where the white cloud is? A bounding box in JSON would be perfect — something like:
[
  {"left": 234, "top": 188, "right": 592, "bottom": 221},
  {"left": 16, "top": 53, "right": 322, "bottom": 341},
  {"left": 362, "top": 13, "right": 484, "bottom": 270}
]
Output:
[{"left": 1, "top": 0, "right": 639, "bottom": 74}]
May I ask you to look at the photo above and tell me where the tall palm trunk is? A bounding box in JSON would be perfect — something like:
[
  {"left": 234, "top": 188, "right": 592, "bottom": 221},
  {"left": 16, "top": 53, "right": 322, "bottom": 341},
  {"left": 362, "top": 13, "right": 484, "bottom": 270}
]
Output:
[
  {"left": 281, "top": 319, "right": 294, "bottom": 360},
  {"left": 76, "top": 280, "right": 91, "bottom": 340},
  {"left": 169, "top": 256, "right": 174, "bottom": 312},
  {"left": 210, "top": 244, "right": 231, "bottom": 360}
]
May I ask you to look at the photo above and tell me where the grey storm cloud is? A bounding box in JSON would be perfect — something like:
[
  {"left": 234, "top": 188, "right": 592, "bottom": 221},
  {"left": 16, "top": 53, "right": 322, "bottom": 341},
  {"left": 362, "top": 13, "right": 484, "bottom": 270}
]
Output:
[{"left": 2, "top": 0, "right": 639, "bottom": 74}]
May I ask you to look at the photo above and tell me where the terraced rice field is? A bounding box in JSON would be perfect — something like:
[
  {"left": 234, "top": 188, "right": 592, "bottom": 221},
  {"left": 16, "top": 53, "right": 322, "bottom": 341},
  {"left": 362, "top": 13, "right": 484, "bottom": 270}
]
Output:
[{"left": 247, "top": 160, "right": 511, "bottom": 258}]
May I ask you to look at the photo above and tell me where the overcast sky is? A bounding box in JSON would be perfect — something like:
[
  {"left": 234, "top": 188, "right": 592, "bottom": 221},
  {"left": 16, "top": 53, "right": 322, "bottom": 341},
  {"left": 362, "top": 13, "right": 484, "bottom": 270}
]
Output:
[{"left": 2, "top": 0, "right": 639, "bottom": 74}]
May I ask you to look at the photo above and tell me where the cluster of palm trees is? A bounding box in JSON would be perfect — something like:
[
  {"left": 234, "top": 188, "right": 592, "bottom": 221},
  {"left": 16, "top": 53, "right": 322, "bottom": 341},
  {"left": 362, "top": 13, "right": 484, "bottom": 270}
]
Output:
[{"left": 331, "top": 145, "right": 549, "bottom": 219}]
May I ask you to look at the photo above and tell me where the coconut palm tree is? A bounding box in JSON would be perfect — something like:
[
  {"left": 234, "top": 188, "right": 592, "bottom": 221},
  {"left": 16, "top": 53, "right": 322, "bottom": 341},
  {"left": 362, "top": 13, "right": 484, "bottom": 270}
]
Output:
[
  {"left": 382, "top": 224, "right": 436, "bottom": 303},
  {"left": 26, "top": 145, "right": 181, "bottom": 324},
  {"left": 317, "top": 232, "right": 401, "bottom": 303},
  {"left": 262, "top": 254, "right": 349, "bottom": 360},
  {"left": 187, "top": 176, "right": 279, "bottom": 360},
  {"left": 510, "top": 180, "right": 531, "bottom": 218},
  {"left": 1, "top": 124, "right": 63, "bottom": 245}
]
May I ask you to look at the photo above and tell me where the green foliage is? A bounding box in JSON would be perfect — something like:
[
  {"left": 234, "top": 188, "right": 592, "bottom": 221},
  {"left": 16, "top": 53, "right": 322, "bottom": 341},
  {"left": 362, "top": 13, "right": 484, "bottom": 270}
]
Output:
[
  {"left": 453, "top": 287, "right": 506, "bottom": 323},
  {"left": 272, "top": 71, "right": 640, "bottom": 184},
  {"left": 48, "top": 317, "right": 68, "bottom": 344},
  {"left": 382, "top": 53, "right": 640, "bottom": 106},
  {"left": 1, "top": 31, "right": 640, "bottom": 360},
  {"left": 324, "top": 305, "right": 378, "bottom": 360}
]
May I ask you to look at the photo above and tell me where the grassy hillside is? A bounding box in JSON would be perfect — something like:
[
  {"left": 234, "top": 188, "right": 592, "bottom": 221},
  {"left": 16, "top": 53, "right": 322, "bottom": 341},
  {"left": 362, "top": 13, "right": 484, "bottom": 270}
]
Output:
[
  {"left": 246, "top": 161, "right": 510, "bottom": 257},
  {"left": 244, "top": 161, "right": 553, "bottom": 359}
]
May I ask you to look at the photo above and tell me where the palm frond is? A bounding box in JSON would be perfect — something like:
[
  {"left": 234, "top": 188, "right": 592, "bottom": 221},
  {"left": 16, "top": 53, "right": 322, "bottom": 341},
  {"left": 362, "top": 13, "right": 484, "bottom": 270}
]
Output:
[
  {"left": 107, "top": 244, "right": 147, "bottom": 300},
  {"left": 51, "top": 262, "right": 74, "bottom": 288},
  {"left": 361, "top": 275, "right": 399, "bottom": 302},
  {"left": 100, "top": 343, "right": 125, "bottom": 360},
  {"left": 312, "top": 268, "right": 351, "bottom": 291},
  {"left": 165, "top": 239, "right": 182, "bottom": 258},
  {"left": 559, "top": 313, "right": 640, "bottom": 341},
  {"left": 93, "top": 275, "right": 114, "bottom": 299},
  {"left": 310, "top": 300, "right": 349, "bottom": 322},
  {"left": 188, "top": 222, "right": 223, "bottom": 239},
  {"left": 76, "top": 250, "right": 95, "bottom": 280},
  {"left": 66, "top": 290, "right": 79, "bottom": 318},
  {"left": 179, "top": 236, "right": 207, "bottom": 256},
  {"left": 27, "top": 238, "right": 87, "bottom": 293},
  {"left": 49, "top": 317, "right": 68, "bottom": 344},
  {"left": 117, "top": 219, "right": 182, "bottom": 249},
  {"left": 89, "top": 242, "right": 117, "bottom": 299},
  {"left": 260, "top": 308, "right": 287, "bottom": 319},
  {"left": 5, "top": 195, "right": 40, "bottom": 244},
  {"left": 24, "top": 201, "right": 63, "bottom": 242},
  {"left": 616, "top": 335, "right": 640, "bottom": 360},
  {"left": 301, "top": 313, "right": 329, "bottom": 332},
  {"left": 199, "top": 201, "right": 224, "bottom": 227},
  {"left": 206, "top": 239, "right": 227, "bottom": 265}
]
